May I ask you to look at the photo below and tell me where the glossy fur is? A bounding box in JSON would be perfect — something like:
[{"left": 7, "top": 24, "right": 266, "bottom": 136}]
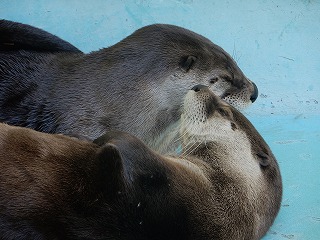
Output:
[
  {"left": 0, "top": 124, "right": 189, "bottom": 239},
  {"left": 0, "top": 19, "right": 81, "bottom": 53},
  {"left": 0, "top": 86, "right": 281, "bottom": 239},
  {"left": 0, "top": 20, "right": 258, "bottom": 146},
  {"left": 178, "top": 86, "right": 282, "bottom": 239}
]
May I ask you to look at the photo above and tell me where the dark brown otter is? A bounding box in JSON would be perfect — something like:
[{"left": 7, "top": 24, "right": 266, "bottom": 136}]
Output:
[
  {"left": 0, "top": 83, "right": 281, "bottom": 239},
  {"left": 0, "top": 123, "right": 192, "bottom": 239}
]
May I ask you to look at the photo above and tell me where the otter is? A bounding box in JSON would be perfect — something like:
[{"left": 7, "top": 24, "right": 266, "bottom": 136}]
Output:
[
  {"left": 0, "top": 20, "right": 258, "bottom": 147},
  {"left": 0, "top": 85, "right": 280, "bottom": 239},
  {"left": 0, "top": 19, "right": 81, "bottom": 53},
  {"left": 177, "top": 84, "right": 282, "bottom": 239}
]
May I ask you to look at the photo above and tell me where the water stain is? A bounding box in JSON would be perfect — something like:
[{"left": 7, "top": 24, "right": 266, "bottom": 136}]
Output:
[
  {"left": 311, "top": 216, "right": 320, "bottom": 222},
  {"left": 279, "top": 56, "right": 295, "bottom": 61},
  {"left": 275, "top": 139, "right": 307, "bottom": 144},
  {"left": 294, "top": 114, "right": 303, "bottom": 119},
  {"left": 176, "top": 0, "right": 193, "bottom": 3},
  {"left": 299, "top": 153, "right": 312, "bottom": 160},
  {"left": 281, "top": 234, "right": 295, "bottom": 239}
]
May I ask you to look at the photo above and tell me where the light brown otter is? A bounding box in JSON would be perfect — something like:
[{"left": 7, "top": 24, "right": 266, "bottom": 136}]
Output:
[
  {"left": 0, "top": 85, "right": 280, "bottom": 239},
  {"left": 177, "top": 84, "right": 282, "bottom": 239}
]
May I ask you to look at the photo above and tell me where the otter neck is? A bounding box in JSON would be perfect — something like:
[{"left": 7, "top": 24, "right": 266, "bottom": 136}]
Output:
[{"left": 211, "top": 129, "right": 261, "bottom": 180}]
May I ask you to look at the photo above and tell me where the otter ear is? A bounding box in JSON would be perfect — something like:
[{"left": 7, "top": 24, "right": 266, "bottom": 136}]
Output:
[
  {"left": 94, "top": 131, "right": 140, "bottom": 188},
  {"left": 94, "top": 131, "right": 169, "bottom": 198},
  {"left": 96, "top": 143, "right": 125, "bottom": 198},
  {"left": 94, "top": 131, "right": 147, "bottom": 197},
  {"left": 180, "top": 55, "right": 197, "bottom": 72}
]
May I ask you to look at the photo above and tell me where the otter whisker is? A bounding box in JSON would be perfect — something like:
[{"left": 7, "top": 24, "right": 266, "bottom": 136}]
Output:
[
  {"left": 180, "top": 139, "right": 197, "bottom": 157},
  {"left": 181, "top": 140, "right": 202, "bottom": 157},
  {"left": 175, "top": 119, "right": 194, "bottom": 143},
  {"left": 185, "top": 141, "right": 202, "bottom": 158}
]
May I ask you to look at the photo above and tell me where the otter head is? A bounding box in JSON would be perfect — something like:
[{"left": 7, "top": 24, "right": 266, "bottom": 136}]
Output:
[
  {"left": 91, "top": 131, "right": 217, "bottom": 239},
  {"left": 125, "top": 24, "right": 258, "bottom": 111},
  {"left": 108, "top": 24, "right": 258, "bottom": 147},
  {"left": 178, "top": 84, "right": 282, "bottom": 239},
  {"left": 95, "top": 24, "right": 258, "bottom": 145},
  {"left": 92, "top": 107, "right": 282, "bottom": 240},
  {"left": 93, "top": 130, "right": 283, "bottom": 239}
]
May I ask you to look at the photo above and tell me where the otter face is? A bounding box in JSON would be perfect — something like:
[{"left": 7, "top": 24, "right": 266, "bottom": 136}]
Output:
[
  {"left": 121, "top": 24, "right": 259, "bottom": 147},
  {"left": 180, "top": 84, "right": 264, "bottom": 188},
  {"left": 134, "top": 24, "right": 258, "bottom": 111},
  {"left": 180, "top": 84, "right": 273, "bottom": 170},
  {"left": 180, "top": 84, "right": 239, "bottom": 146},
  {"left": 178, "top": 85, "right": 282, "bottom": 239},
  {"left": 176, "top": 48, "right": 258, "bottom": 111}
]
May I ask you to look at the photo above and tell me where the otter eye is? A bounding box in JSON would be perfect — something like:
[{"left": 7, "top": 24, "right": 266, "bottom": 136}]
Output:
[
  {"left": 209, "top": 77, "right": 219, "bottom": 84},
  {"left": 222, "top": 75, "right": 233, "bottom": 82},
  {"left": 217, "top": 108, "right": 229, "bottom": 117},
  {"left": 231, "top": 122, "right": 237, "bottom": 131},
  {"left": 217, "top": 107, "right": 233, "bottom": 119}
]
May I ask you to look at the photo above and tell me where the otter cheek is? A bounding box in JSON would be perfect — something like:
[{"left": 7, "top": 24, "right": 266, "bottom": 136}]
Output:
[{"left": 210, "top": 81, "right": 230, "bottom": 97}]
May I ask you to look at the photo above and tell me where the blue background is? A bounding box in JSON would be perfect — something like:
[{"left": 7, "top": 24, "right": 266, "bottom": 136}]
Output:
[{"left": 1, "top": 1, "right": 319, "bottom": 239}]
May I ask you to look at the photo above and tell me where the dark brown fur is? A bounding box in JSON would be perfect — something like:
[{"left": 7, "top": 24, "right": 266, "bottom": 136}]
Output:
[
  {"left": 0, "top": 123, "right": 258, "bottom": 240},
  {"left": 0, "top": 84, "right": 282, "bottom": 239},
  {"left": 0, "top": 124, "right": 191, "bottom": 239}
]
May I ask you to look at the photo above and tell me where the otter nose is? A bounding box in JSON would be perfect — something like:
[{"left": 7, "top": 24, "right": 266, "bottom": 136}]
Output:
[
  {"left": 191, "top": 84, "right": 208, "bottom": 92},
  {"left": 250, "top": 82, "right": 259, "bottom": 103}
]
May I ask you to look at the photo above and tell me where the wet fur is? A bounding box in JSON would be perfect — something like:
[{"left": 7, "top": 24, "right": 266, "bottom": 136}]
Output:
[
  {"left": 0, "top": 86, "right": 281, "bottom": 239},
  {"left": 0, "top": 19, "right": 81, "bottom": 53},
  {"left": 0, "top": 124, "right": 191, "bottom": 239},
  {"left": 179, "top": 87, "right": 282, "bottom": 239},
  {"left": 0, "top": 20, "right": 258, "bottom": 149}
]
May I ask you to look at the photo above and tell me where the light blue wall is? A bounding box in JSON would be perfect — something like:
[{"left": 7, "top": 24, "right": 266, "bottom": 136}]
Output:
[{"left": 1, "top": 1, "right": 319, "bottom": 239}]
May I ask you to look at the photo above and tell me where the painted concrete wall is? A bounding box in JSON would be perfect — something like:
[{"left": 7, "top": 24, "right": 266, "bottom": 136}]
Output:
[{"left": 1, "top": 1, "right": 319, "bottom": 239}]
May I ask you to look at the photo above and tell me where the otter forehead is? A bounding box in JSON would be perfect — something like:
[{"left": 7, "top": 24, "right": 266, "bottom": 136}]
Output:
[{"left": 135, "top": 24, "right": 214, "bottom": 47}]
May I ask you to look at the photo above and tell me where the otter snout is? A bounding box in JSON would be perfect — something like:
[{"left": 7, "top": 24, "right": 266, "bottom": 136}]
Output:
[{"left": 250, "top": 82, "right": 259, "bottom": 103}]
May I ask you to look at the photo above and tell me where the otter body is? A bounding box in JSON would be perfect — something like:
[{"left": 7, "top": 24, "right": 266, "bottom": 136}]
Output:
[
  {"left": 0, "top": 20, "right": 258, "bottom": 147},
  {"left": 0, "top": 86, "right": 281, "bottom": 239}
]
